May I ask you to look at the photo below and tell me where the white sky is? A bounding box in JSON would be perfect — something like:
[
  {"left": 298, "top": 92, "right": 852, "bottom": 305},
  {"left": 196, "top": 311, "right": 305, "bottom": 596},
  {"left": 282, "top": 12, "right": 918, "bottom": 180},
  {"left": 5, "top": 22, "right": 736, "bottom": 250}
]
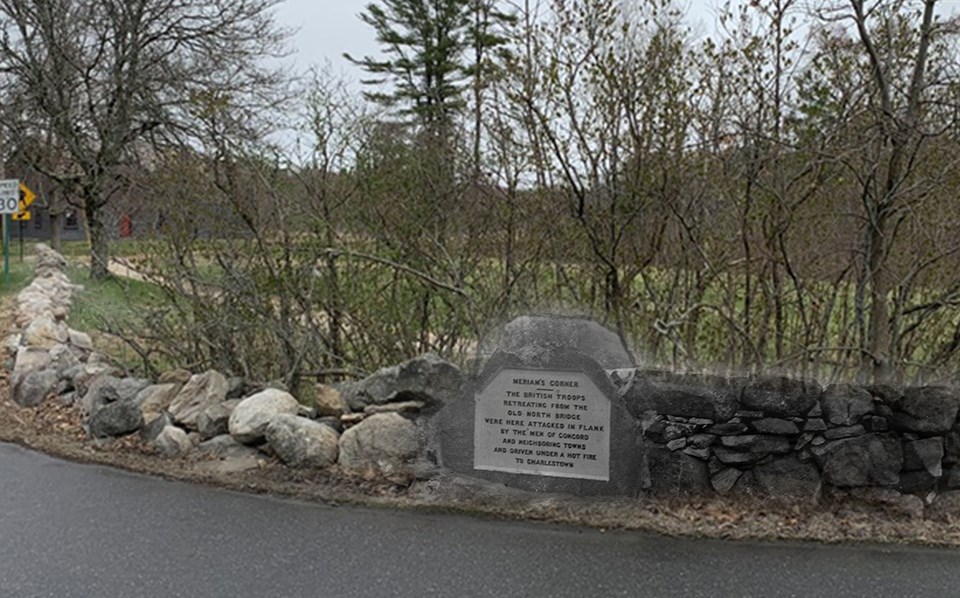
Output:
[{"left": 272, "top": 0, "right": 722, "bottom": 84}]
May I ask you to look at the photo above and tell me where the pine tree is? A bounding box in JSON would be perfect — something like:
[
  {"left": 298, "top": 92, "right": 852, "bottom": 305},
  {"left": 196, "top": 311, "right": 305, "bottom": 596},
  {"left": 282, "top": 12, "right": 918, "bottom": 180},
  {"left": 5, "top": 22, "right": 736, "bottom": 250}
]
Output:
[{"left": 346, "top": 0, "right": 472, "bottom": 130}]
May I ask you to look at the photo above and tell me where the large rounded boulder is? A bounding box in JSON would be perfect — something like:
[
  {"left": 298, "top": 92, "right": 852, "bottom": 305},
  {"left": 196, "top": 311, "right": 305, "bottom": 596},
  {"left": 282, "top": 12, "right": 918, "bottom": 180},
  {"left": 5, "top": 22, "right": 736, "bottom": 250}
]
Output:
[
  {"left": 266, "top": 414, "right": 339, "bottom": 468},
  {"left": 228, "top": 388, "right": 300, "bottom": 444},
  {"left": 338, "top": 413, "right": 420, "bottom": 475}
]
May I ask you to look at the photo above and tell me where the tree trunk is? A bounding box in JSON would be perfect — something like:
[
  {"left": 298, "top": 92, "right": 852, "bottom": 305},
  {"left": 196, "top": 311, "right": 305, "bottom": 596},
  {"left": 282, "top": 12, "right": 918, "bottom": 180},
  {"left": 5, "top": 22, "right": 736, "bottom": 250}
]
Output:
[
  {"left": 86, "top": 202, "right": 110, "bottom": 280},
  {"left": 867, "top": 211, "right": 892, "bottom": 382},
  {"left": 50, "top": 211, "right": 63, "bottom": 254}
]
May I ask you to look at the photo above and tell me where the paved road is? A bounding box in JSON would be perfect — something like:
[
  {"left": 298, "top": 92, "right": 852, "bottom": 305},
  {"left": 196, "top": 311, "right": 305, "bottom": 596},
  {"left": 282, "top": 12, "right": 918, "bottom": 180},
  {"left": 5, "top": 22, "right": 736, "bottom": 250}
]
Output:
[{"left": 1, "top": 443, "right": 959, "bottom": 598}]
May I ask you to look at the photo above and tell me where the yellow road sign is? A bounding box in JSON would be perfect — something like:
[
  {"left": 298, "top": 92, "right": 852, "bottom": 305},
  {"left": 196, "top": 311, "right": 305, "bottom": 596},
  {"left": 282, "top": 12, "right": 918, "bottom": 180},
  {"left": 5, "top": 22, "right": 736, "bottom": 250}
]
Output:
[
  {"left": 17, "top": 183, "right": 34, "bottom": 211},
  {"left": 13, "top": 183, "right": 35, "bottom": 220}
]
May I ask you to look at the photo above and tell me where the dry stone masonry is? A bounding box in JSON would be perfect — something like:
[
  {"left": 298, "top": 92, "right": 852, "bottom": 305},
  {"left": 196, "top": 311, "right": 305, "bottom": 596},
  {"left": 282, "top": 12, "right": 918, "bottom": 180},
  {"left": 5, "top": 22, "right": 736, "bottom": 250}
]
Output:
[{"left": 6, "top": 246, "right": 960, "bottom": 521}]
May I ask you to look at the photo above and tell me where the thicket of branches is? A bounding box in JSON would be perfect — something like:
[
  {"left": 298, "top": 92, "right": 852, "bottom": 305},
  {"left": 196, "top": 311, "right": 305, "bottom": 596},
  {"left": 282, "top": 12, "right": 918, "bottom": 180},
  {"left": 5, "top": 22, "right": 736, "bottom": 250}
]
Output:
[{"left": 8, "top": 0, "right": 960, "bottom": 389}]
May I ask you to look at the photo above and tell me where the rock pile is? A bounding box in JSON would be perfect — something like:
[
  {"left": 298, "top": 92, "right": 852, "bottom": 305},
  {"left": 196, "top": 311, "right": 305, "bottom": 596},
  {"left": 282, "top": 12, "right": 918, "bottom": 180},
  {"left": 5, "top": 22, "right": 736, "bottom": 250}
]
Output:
[{"left": 4, "top": 245, "right": 463, "bottom": 478}]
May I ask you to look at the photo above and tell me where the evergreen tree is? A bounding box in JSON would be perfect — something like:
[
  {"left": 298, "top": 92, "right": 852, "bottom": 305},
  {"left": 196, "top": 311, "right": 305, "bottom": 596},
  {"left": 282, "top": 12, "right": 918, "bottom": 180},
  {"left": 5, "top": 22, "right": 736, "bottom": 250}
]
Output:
[{"left": 346, "top": 0, "right": 472, "bottom": 130}]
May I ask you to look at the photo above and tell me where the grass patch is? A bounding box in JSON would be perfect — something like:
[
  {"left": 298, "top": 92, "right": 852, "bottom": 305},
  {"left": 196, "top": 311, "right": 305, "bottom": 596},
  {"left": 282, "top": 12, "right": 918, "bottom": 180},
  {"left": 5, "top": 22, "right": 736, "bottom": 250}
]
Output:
[
  {"left": 66, "top": 265, "right": 166, "bottom": 374},
  {"left": 66, "top": 266, "right": 162, "bottom": 332},
  {"left": 0, "top": 258, "right": 36, "bottom": 299}
]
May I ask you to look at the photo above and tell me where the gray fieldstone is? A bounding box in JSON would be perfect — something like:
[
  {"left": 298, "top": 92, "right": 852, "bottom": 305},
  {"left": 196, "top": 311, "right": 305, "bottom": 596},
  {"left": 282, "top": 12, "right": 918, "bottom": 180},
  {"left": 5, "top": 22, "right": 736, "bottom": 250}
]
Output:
[
  {"left": 688, "top": 434, "right": 717, "bottom": 449},
  {"left": 197, "top": 434, "right": 262, "bottom": 460},
  {"left": 706, "top": 422, "right": 748, "bottom": 436},
  {"left": 712, "top": 447, "right": 766, "bottom": 465},
  {"left": 228, "top": 388, "right": 301, "bottom": 444},
  {"left": 137, "top": 383, "right": 182, "bottom": 426},
  {"left": 751, "top": 418, "right": 800, "bottom": 435},
  {"left": 889, "top": 386, "right": 960, "bottom": 434},
  {"left": 154, "top": 425, "right": 192, "bottom": 457},
  {"left": 2, "top": 333, "right": 20, "bottom": 357},
  {"left": 945, "top": 430, "right": 960, "bottom": 466},
  {"left": 314, "top": 384, "right": 348, "bottom": 416},
  {"left": 804, "top": 418, "right": 827, "bottom": 432},
  {"left": 898, "top": 470, "right": 938, "bottom": 494},
  {"left": 711, "top": 468, "right": 743, "bottom": 495},
  {"left": 741, "top": 375, "right": 822, "bottom": 417},
  {"left": 341, "top": 353, "right": 464, "bottom": 413},
  {"left": 339, "top": 412, "right": 420, "bottom": 475},
  {"left": 88, "top": 399, "right": 143, "bottom": 438},
  {"left": 67, "top": 328, "right": 93, "bottom": 351},
  {"left": 666, "top": 438, "right": 687, "bottom": 451},
  {"left": 721, "top": 435, "right": 760, "bottom": 450},
  {"left": 316, "top": 417, "right": 344, "bottom": 434},
  {"left": 820, "top": 433, "right": 903, "bottom": 487},
  {"left": 645, "top": 447, "right": 709, "bottom": 497},
  {"left": 140, "top": 412, "right": 173, "bottom": 442},
  {"left": 21, "top": 316, "right": 68, "bottom": 349},
  {"left": 944, "top": 467, "right": 960, "bottom": 489},
  {"left": 821, "top": 384, "right": 874, "bottom": 426},
  {"left": 644, "top": 421, "right": 694, "bottom": 443},
  {"left": 734, "top": 456, "right": 821, "bottom": 502},
  {"left": 81, "top": 375, "right": 150, "bottom": 416},
  {"left": 12, "top": 368, "right": 60, "bottom": 407},
  {"left": 47, "top": 343, "right": 84, "bottom": 374},
  {"left": 364, "top": 400, "right": 425, "bottom": 415},
  {"left": 266, "top": 414, "right": 340, "bottom": 468},
  {"left": 824, "top": 425, "right": 866, "bottom": 440},
  {"left": 623, "top": 370, "right": 741, "bottom": 421},
  {"left": 168, "top": 370, "right": 229, "bottom": 430},
  {"left": 683, "top": 447, "right": 711, "bottom": 460},
  {"left": 70, "top": 362, "right": 122, "bottom": 398},
  {"left": 13, "top": 346, "right": 52, "bottom": 380},
  {"left": 903, "top": 437, "right": 944, "bottom": 477},
  {"left": 750, "top": 435, "right": 792, "bottom": 455},
  {"left": 226, "top": 376, "right": 247, "bottom": 400},
  {"left": 494, "top": 314, "right": 634, "bottom": 370},
  {"left": 864, "top": 416, "right": 888, "bottom": 432},
  {"left": 197, "top": 399, "right": 240, "bottom": 440},
  {"left": 157, "top": 368, "right": 193, "bottom": 385}
]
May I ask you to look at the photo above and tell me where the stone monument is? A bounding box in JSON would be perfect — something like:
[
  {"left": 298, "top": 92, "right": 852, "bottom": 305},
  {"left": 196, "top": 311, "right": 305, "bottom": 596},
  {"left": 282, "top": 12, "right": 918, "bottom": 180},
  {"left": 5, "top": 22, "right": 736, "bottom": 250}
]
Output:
[{"left": 438, "top": 315, "right": 643, "bottom": 496}]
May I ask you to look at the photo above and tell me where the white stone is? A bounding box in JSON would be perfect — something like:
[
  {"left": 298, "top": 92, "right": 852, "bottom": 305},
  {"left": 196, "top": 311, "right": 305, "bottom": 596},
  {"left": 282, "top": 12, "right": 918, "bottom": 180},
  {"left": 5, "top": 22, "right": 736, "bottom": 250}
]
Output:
[
  {"left": 137, "top": 383, "right": 183, "bottom": 425},
  {"left": 339, "top": 413, "right": 420, "bottom": 475},
  {"left": 21, "top": 316, "right": 69, "bottom": 349},
  {"left": 153, "top": 426, "right": 192, "bottom": 457},
  {"left": 266, "top": 414, "right": 339, "bottom": 468},
  {"left": 228, "top": 388, "right": 301, "bottom": 444},
  {"left": 168, "top": 370, "right": 229, "bottom": 430},
  {"left": 68, "top": 328, "right": 94, "bottom": 350},
  {"left": 314, "top": 384, "right": 348, "bottom": 417}
]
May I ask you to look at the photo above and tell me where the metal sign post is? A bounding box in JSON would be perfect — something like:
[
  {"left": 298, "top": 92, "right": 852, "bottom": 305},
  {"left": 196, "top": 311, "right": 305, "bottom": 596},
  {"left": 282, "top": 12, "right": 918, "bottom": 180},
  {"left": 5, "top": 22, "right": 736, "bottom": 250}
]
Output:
[{"left": 0, "top": 179, "right": 20, "bottom": 285}]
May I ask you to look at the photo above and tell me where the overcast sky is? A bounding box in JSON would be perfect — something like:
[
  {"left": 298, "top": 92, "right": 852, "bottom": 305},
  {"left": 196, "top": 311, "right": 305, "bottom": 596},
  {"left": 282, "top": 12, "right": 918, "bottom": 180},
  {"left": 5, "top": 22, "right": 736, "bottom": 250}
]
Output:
[{"left": 272, "top": 1, "right": 721, "bottom": 85}]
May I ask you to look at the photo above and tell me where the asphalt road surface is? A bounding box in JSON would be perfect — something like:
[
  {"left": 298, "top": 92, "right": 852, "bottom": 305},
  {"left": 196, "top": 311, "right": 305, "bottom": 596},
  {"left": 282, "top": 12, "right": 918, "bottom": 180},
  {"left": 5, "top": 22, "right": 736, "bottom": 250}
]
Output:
[{"left": 2, "top": 442, "right": 959, "bottom": 598}]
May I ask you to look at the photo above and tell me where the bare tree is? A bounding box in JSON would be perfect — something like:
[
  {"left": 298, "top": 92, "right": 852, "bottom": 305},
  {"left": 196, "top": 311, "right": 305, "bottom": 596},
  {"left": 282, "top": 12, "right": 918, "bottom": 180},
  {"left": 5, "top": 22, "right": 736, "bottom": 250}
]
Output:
[{"left": 0, "top": 0, "right": 289, "bottom": 278}]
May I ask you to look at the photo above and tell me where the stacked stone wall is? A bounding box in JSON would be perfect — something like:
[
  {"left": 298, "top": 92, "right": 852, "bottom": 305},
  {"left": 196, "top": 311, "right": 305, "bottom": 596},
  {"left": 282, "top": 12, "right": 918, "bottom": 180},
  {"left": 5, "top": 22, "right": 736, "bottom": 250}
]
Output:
[{"left": 619, "top": 369, "right": 960, "bottom": 514}]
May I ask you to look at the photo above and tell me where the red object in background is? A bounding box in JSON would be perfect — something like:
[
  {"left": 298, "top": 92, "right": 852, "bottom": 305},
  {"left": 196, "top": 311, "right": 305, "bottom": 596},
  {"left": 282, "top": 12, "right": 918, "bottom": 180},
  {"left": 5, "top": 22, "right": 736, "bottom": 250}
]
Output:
[{"left": 119, "top": 214, "right": 132, "bottom": 238}]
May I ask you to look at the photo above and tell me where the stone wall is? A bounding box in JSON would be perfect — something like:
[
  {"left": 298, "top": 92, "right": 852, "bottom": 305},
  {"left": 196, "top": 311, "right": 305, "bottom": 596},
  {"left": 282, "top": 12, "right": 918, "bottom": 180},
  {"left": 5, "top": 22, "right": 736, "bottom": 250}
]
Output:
[
  {"left": 617, "top": 369, "right": 960, "bottom": 514},
  {"left": 7, "top": 245, "right": 960, "bottom": 519},
  {"left": 4, "top": 245, "right": 453, "bottom": 479}
]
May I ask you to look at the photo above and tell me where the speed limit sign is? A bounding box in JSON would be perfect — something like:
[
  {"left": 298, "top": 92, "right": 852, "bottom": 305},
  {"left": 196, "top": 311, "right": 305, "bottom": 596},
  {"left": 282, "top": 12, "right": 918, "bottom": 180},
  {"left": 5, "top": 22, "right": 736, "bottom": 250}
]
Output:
[{"left": 0, "top": 180, "right": 19, "bottom": 214}]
